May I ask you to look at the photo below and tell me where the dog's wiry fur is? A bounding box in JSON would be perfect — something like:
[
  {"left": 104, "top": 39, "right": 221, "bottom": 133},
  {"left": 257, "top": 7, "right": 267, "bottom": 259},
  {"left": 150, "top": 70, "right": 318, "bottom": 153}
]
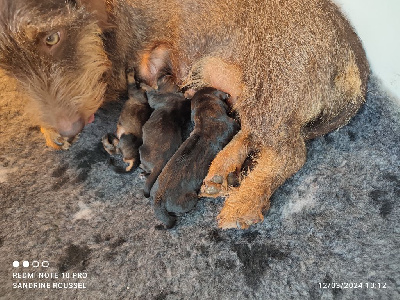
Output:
[
  {"left": 0, "top": 0, "right": 369, "bottom": 228},
  {"left": 0, "top": 1, "right": 111, "bottom": 148}
]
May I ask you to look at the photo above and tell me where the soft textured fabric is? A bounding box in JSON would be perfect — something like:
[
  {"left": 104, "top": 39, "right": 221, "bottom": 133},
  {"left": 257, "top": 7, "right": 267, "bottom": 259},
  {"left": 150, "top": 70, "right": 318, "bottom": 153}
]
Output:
[{"left": 0, "top": 74, "right": 399, "bottom": 299}]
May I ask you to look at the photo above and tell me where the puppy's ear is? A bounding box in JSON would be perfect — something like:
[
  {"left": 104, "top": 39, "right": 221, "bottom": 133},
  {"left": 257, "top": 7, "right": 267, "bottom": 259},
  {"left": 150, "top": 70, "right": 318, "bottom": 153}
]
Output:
[{"left": 76, "top": 0, "right": 114, "bottom": 30}]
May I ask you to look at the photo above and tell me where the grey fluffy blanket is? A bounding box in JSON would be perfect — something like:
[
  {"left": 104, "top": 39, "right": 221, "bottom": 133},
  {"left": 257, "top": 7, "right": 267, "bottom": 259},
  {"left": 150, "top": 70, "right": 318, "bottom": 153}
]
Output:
[{"left": 0, "top": 73, "right": 399, "bottom": 299}]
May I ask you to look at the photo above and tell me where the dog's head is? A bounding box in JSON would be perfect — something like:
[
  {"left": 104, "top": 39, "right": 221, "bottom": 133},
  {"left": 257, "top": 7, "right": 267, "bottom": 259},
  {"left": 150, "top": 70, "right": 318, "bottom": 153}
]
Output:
[{"left": 0, "top": 0, "right": 112, "bottom": 138}]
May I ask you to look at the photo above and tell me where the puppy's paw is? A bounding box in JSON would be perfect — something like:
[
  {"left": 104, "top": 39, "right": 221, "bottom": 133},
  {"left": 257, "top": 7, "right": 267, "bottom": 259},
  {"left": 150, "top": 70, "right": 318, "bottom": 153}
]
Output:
[
  {"left": 102, "top": 133, "right": 119, "bottom": 155},
  {"left": 123, "top": 158, "right": 136, "bottom": 172},
  {"left": 118, "top": 133, "right": 141, "bottom": 171},
  {"left": 139, "top": 82, "right": 154, "bottom": 91},
  {"left": 41, "top": 127, "right": 74, "bottom": 150},
  {"left": 126, "top": 68, "right": 136, "bottom": 85}
]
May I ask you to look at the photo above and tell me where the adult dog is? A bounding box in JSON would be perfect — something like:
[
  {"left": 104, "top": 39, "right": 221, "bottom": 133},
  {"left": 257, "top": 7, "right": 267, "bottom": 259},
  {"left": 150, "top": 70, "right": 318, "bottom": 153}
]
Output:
[{"left": 0, "top": 0, "right": 369, "bottom": 228}]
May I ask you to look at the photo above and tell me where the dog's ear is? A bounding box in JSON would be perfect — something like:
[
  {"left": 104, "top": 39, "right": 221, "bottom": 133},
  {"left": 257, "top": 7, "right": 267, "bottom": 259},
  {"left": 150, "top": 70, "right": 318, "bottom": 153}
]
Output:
[{"left": 76, "top": 0, "right": 114, "bottom": 30}]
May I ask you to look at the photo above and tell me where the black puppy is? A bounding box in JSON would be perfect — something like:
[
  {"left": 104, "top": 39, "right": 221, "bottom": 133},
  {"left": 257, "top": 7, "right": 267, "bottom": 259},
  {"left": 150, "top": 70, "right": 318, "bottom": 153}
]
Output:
[
  {"left": 139, "top": 76, "right": 190, "bottom": 197},
  {"left": 151, "top": 87, "right": 240, "bottom": 228}
]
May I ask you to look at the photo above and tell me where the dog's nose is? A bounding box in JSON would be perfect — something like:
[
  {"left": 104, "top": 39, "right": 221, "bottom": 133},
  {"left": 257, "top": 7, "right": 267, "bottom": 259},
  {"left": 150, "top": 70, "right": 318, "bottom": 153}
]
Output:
[{"left": 57, "top": 117, "right": 85, "bottom": 138}]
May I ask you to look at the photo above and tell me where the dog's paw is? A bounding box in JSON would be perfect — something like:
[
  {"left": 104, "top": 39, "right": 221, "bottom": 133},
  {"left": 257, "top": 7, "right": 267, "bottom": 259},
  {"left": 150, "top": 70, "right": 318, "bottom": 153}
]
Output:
[
  {"left": 102, "top": 133, "right": 119, "bottom": 155},
  {"left": 41, "top": 127, "right": 74, "bottom": 150},
  {"left": 216, "top": 187, "right": 265, "bottom": 229},
  {"left": 199, "top": 172, "right": 239, "bottom": 198},
  {"left": 217, "top": 202, "right": 264, "bottom": 230},
  {"left": 199, "top": 175, "right": 226, "bottom": 198}
]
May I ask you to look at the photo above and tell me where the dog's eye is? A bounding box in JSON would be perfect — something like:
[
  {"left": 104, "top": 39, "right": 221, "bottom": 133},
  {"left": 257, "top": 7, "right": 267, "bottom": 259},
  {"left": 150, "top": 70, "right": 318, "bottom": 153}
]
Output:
[{"left": 45, "top": 32, "right": 60, "bottom": 46}]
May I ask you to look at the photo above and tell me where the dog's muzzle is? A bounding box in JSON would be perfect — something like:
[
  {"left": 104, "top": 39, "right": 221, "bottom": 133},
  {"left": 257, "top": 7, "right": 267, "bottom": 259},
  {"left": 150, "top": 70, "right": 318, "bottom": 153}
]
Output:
[{"left": 57, "top": 117, "right": 85, "bottom": 138}]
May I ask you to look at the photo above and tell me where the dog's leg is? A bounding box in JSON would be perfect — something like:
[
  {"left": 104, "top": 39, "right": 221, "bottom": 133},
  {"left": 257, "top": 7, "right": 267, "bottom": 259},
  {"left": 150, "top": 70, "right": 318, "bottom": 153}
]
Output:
[
  {"left": 200, "top": 130, "right": 251, "bottom": 197},
  {"left": 217, "top": 135, "right": 306, "bottom": 229},
  {"left": 40, "top": 127, "right": 74, "bottom": 150}
]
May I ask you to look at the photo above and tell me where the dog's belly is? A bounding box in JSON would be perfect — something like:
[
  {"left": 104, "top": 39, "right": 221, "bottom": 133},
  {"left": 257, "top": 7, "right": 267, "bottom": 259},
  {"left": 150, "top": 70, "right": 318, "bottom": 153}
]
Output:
[{"left": 167, "top": 0, "right": 368, "bottom": 141}]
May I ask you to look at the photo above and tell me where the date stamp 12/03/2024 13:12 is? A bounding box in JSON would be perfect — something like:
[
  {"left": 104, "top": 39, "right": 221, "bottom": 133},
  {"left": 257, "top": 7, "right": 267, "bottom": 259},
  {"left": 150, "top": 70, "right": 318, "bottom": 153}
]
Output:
[{"left": 318, "top": 282, "right": 388, "bottom": 289}]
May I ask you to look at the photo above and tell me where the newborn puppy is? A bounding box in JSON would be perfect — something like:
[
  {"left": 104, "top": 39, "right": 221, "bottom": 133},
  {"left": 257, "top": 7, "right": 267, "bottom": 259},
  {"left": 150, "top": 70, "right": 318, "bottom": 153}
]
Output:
[
  {"left": 102, "top": 70, "right": 151, "bottom": 172},
  {"left": 151, "top": 87, "right": 240, "bottom": 228},
  {"left": 104, "top": 133, "right": 143, "bottom": 173},
  {"left": 139, "top": 76, "right": 190, "bottom": 197}
]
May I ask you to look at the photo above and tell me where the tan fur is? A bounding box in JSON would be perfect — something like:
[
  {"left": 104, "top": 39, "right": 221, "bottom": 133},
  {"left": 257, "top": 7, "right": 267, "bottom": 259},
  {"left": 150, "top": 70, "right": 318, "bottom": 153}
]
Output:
[
  {"left": 200, "top": 129, "right": 251, "bottom": 197},
  {"left": 217, "top": 136, "right": 307, "bottom": 229},
  {"left": 0, "top": 0, "right": 369, "bottom": 228},
  {"left": 334, "top": 54, "right": 363, "bottom": 101},
  {"left": 182, "top": 57, "right": 244, "bottom": 102},
  {"left": 0, "top": 3, "right": 111, "bottom": 144}
]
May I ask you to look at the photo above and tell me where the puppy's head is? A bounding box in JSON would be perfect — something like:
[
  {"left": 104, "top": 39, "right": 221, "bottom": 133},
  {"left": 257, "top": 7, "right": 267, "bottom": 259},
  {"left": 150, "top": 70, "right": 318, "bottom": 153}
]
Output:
[
  {"left": 0, "top": 0, "right": 112, "bottom": 139},
  {"left": 157, "top": 75, "right": 179, "bottom": 94},
  {"left": 191, "top": 87, "right": 230, "bottom": 118}
]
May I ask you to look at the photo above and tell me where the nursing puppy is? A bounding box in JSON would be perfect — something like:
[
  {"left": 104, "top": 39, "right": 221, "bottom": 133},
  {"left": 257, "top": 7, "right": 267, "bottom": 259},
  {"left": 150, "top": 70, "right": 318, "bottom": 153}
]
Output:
[
  {"left": 102, "top": 70, "right": 151, "bottom": 172},
  {"left": 152, "top": 87, "right": 239, "bottom": 228},
  {"left": 139, "top": 75, "right": 190, "bottom": 197},
  {"left": 0, "top": 0, "right": 369, "bottom": 228}
]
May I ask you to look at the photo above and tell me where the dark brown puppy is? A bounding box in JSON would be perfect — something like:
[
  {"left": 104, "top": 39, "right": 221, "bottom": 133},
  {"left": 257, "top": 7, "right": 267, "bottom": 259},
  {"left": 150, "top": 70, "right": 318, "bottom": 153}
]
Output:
[
  {"left": 152, "top": 87, "right": 239, "bottom": 228},
  {"left": 139, "top": 76, "right": 190, "bottom": 197},
  {"left": 0, "top": 0, "right": 369, "bottom": 228},
  {"left": 102, "top": 70, "right": 151, "bottom": 172}
]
